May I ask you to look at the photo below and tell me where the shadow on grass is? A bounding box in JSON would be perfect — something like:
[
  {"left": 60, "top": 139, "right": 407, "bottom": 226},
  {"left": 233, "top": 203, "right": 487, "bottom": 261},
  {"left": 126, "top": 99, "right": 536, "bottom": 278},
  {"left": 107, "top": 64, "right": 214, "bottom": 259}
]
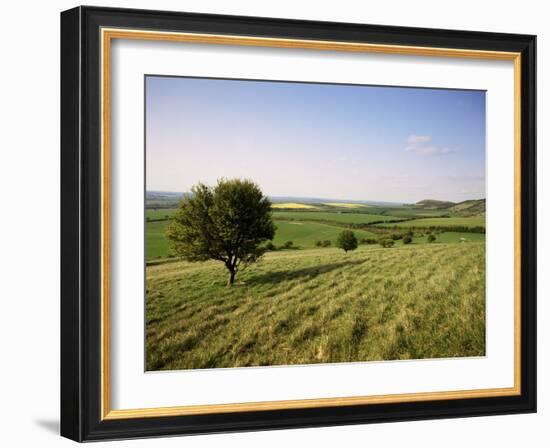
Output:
[{"left": 247, "top": 259, "right": 365, "bottom": 286}]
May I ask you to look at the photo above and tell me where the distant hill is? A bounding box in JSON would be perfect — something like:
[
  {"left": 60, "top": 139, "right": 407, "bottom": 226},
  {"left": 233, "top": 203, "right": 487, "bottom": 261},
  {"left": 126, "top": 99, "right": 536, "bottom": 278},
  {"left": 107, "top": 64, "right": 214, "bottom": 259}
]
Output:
[
  {"left": 145, "top": 191, "right": 484, "bottom": 216},
  {"left": 449, "top": 199, "right": 486, "bottom": 216},
  {"left": 414, "top": 199, "right": 456, "bottom": 210},
  {"left": 411, "top": 198, "right": 485, "bottom": 216},
  {"left": 146, "top": 191, "right": 405, "bottom": 209}
]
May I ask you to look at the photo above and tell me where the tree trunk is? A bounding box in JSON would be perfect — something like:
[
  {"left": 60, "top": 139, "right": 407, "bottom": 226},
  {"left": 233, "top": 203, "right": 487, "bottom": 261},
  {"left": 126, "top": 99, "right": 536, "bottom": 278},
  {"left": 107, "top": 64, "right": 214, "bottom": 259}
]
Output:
[{"left": 228, "top": 268, "right": 236, "bottom": 286}]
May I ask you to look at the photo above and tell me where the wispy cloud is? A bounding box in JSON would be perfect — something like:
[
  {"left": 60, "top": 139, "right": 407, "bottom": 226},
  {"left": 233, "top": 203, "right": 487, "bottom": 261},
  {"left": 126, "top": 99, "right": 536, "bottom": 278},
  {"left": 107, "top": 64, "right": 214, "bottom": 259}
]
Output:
[
  {"left": 405, "top": 135, "right": 458, "bottom": 157},
  {"left": 407, "top": 135, "right": 431, "bottom": 145}
]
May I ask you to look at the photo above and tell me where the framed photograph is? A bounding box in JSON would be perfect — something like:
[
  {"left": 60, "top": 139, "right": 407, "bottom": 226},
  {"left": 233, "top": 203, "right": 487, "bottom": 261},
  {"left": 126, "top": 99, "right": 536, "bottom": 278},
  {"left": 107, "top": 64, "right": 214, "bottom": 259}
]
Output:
[{"left": 61, "top": 6, "right": 536, "bottom": 442}]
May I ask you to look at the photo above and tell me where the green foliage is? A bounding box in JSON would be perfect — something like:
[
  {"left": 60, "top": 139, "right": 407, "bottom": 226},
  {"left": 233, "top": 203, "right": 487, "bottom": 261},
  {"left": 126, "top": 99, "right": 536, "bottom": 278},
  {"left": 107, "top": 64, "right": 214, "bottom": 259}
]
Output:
[
  {"left": 427, "top": 234, "right": 437, "bottom": 243},
  {"left": 379, "top": 238, "right": 395, "bottom": 248},
  {"left": 315, "top": 240, "right": 332, "bottom": 247},
  {"left": 336, "top": 230, "right": 358, "bottom": 252},
  {"left": 282, "top": 241, "right": 295, "bottom": 249},
  {"left": 403, "top": 235, "right": 412, "bottom": 244},
  {"left": 166, "top": 179, "right": 275, "bottom": 285},
  {"left": 360, "top": 237, "right": 378, "bottom": 245}
]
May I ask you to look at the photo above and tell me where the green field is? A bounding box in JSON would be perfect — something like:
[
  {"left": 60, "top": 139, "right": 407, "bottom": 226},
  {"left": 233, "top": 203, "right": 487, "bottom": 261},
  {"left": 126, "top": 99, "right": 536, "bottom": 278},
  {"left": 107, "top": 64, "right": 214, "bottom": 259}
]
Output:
[
  {"left": 146, "top": 221, "right": 171, "bottom": 259},
  {"left": 272, "top": 221, "right": 374, "bottom": 248},
  {"left": 146, "top": 243, "right": 485, "bottom": 370},
  {"left": 322, "top": 202, "right": 369, "bottom": 208},
  {"left": 146, "top": 219, "right": 378, "bottom": 259},
  {"left": 384, "top": 231, "right": 485, "bottom": 246},
  {"left": 146, "top": 207, "right": 485, "bottom": 260},
  {"left": 375, "top": 216, "right": 485, "bottom": 228},
  {"left": 146, "top": 208, "right": 177, "bottom": 220},
  {"left": 273, "top": 211, "right": 405, "bottom": 224}
]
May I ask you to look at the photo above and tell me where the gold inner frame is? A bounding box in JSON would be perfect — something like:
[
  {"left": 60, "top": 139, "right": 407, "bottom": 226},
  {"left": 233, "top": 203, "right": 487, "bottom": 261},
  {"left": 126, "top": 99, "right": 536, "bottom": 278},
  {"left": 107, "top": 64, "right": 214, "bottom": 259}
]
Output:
[{"left": 100, "top": 28, "right": 522, "bottom": 420}]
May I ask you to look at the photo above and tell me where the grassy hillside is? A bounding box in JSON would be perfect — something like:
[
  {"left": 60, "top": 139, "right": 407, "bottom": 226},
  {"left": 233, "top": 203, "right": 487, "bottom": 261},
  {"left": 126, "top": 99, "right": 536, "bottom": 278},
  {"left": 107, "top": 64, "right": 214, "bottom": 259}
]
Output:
[
  {"left": 449, "top": 199, "right": 486, "bottom": 216},
  {"left": 146, "top": 243, "right": 485, "bottom": 370},
  {"left": 414, "top": 199, "right": 456, "bottom": 209}
]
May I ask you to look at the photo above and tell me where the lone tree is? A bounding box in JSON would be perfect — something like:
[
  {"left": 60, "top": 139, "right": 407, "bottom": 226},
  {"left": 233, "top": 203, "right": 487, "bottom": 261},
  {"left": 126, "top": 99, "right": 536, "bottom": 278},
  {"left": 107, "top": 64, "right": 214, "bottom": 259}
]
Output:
[
  {"left": 166, "top": 179, "right": 275, "bottom": 286},
  {"left": 336, "top": 230, "right": 358, "bottom": 253}
]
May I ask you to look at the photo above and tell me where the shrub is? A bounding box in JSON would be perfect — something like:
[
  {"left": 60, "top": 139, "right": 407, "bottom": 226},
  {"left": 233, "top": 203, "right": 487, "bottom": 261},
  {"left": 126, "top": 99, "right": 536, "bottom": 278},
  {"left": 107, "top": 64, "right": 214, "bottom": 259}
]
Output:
[
  {"left": 403, "top": 235, "right": 412, "bottom": 244},
  {"left": 316, "top": 240, "right": 331, "bottom": 247},
  {"left": 265, "top": 242, "right": 276, "bottom": 251},
  {"left": 282, "top": 241, "right": 294, "bottom": 249},
  {"left": 360, "top": 237, "right": 378, "bottom": 245},
  {"left": 379, "top": 238, "right": 395, "bottom": 248},
  {"left": 390, "top": 233, "right": 402, "bottom": 241},
  {"left": 427, "top": 234, "right": 436, "bottom": 243},
  {"left": 336, "top": 230, "right": 358, "bottom": 253}
]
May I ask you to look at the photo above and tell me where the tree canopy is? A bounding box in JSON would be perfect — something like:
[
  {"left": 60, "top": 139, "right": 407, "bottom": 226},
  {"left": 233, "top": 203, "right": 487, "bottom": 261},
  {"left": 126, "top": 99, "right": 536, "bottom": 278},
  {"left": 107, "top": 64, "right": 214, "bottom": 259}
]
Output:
[
  {"left": 336, "top": 230, "right": 358, "bottom": 253},
  {"left": 166, "top": 179, "right": 275, "bottom": 285}
]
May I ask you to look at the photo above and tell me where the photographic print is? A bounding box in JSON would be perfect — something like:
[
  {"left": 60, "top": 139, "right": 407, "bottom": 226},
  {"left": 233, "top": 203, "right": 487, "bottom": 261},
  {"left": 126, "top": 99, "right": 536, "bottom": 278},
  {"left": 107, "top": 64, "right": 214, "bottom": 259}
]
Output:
[{"left": 145, "top": 76, "right": 486, "bottom": 371}]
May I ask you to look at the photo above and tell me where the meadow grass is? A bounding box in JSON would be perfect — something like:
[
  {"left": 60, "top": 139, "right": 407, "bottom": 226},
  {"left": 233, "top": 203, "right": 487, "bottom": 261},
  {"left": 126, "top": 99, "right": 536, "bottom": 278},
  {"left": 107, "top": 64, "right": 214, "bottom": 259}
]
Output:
[{"left": 146, "top": 243, "right": 485, "bottom": 370}]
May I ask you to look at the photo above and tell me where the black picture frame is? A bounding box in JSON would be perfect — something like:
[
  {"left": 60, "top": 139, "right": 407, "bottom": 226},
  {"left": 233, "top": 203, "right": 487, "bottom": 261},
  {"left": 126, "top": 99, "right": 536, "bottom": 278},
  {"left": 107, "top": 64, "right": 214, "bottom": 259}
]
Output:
[{"left": 61, "top": 5, "right": 536, "bottom": 442}]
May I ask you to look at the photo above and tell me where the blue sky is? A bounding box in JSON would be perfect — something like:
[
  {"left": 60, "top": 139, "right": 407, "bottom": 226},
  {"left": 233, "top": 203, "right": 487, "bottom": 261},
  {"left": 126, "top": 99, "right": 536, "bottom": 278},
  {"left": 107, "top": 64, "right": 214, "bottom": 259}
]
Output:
[{"left": 146, "top": 76, "right": 485, "bottom": 203}]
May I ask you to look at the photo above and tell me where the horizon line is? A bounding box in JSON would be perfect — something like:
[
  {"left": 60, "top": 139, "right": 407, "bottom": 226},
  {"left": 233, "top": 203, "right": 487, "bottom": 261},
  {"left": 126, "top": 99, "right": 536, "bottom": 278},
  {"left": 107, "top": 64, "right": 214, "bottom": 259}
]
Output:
[{"left": 146, "top": 190, "right": 485, "bottom": 205}]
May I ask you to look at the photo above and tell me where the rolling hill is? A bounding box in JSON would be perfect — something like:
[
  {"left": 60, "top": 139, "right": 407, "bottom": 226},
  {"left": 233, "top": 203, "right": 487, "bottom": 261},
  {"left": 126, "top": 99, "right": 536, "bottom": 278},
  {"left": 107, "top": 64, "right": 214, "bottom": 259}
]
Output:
[
  {"left": 413, "top": 199, "right": 456, "bottom": 210},
  {"left": 412, "top": 198, "right": 485, "bottom": 217},
  {"left": 449, "top": 199, "right": 486, "bottom": 216}
]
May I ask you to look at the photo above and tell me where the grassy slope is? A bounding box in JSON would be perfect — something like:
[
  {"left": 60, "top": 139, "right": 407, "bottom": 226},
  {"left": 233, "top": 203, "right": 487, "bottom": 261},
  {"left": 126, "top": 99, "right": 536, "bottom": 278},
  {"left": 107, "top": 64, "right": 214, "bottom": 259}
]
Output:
[{"left": 146, "top": 243, "right": 485, "bottom": 370}]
